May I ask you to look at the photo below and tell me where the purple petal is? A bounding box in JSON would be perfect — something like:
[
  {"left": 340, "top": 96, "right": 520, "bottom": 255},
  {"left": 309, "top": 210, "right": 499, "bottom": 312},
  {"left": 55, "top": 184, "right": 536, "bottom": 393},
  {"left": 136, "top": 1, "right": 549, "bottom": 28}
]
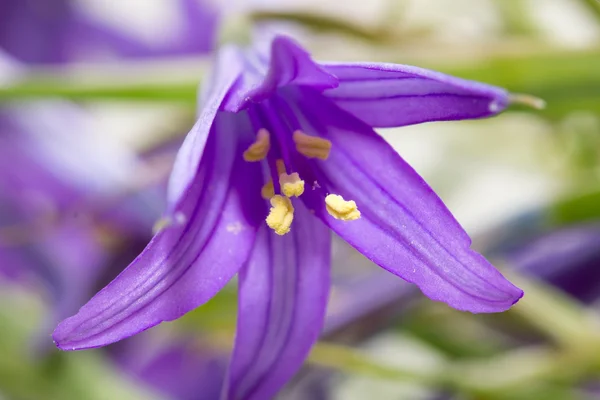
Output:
[
  {"left": 322, "top": 62, "right": 509, "bottom": 128},
  {"left": 0, "top": 0, "right": 74, "bottom": 64},
  {"left": 223, "top": 35, "right": 339, "bottom": 112},
  {"left": 324, "top": 268, "right": 415, "bottom": 336},
  {"left": 289, "top": 89, "right": 522, "bottom": 313},
  {"left": 114, "top": 332, "right": 225, "bottom": 400},
  {"left": 53, "top": 115, "right": 264, "bottom": 350},
  {"left": 175, "top": 0, "right": 219, "bottom": 54},
  {"left": 225, "top": 203, "right": 331, "bottom": 400},
  {"left": 167, "top": 46, "right": 245, "bottom": 209},
  {"left": 71, "top": 0, "right": 218, "bottom": 59},
  {"left": 506, "top": 224, "right": 600, "bottom": 303}
]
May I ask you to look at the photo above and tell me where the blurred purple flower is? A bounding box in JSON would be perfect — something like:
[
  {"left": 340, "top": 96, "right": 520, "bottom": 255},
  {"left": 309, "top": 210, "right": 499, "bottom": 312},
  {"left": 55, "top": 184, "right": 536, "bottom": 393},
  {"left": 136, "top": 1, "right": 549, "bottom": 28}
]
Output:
[
  {"left": 507, "top": 224, "right": 600, "bottom": 303},
  {"left": 0, "top": 0, "right": 75, "bottom": 63},
  {"left": 54, "top": 35, "right": 523, "bottom": 399},
  {"left": 113, "top": 332, "right": 226, "bottom": 400},
  {"left": 0, "top": 0, "right": 218, "bottom": 64},
  {"left": 0, "top": 100, "right": 164, "bottom": 346}
]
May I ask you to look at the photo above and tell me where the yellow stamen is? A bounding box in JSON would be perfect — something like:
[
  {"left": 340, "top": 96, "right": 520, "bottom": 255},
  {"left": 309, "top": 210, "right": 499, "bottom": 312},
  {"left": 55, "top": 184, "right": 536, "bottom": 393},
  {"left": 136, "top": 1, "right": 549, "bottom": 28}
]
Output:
[
  {"left": 243, "top": 129, "right": 270, "bottom": 162},
  {"left": 279, "top": 172, "right": 304, "bottom": 197},
  {"left": 275, "top": 159, "right": 286, "bottom": 175},
  {"left": 266, "top": 195, "right": 294, "bottom": 235},
  {"left": 325, "top": 194, "right": 361, "bottom": 221},
  {"left": 261, "top": 179, "right": 275, "bottom": 199},
  {"left": 293, "top": 130, "right": 332, "bottom": 160}
]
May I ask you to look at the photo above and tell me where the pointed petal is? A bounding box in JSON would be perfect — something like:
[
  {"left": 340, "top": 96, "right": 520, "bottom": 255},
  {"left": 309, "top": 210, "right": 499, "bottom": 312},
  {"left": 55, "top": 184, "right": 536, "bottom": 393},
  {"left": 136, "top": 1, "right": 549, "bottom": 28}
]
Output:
[
  {"left": 323, "top": 62, "right": 509, "bottom": 128},
  {"left": 223, "top": 35, "right": 338, "bottom": 112},
  {"left": 53, "top": 114, "right": 263, "bottom": 350},
  {"left": 289, "top": 90, "right": 522, "bottom": 313},
  {"left": 167, "top": 46, "right": 245, "bottom": 209},
  {"left": 225, "top": 203, "right": 331, "bottom": 400}
]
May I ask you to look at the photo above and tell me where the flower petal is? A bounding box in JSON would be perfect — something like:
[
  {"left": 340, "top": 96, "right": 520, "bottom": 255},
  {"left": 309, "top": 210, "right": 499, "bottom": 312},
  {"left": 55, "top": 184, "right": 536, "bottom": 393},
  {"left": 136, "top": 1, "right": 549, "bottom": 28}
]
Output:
[
  {"left": 289, "top": 89, "right": 522, "bottom": 313},
  {"left": 322, "top": 62, "right": 509, "bottom": 128},
  {"left": 324, "top": 267, "right": 415, "bottom": 336},
  {"left": 506, "top": 224, "right": 600, "bottom": 303},
  {"left": 114, "top": 332, "right": 226, "bottom": 400},
  {"left": 53, "top": 113, "right": 264, "bottom": 350},
  {"left": 223, "top": 35, "right": 339, "bottom": 112},
  {"left": 225, "top": 203, "right": 331, "bottom": 400},
  {"left": 167, "top": 46, "right": 245, "bottom": 209}
]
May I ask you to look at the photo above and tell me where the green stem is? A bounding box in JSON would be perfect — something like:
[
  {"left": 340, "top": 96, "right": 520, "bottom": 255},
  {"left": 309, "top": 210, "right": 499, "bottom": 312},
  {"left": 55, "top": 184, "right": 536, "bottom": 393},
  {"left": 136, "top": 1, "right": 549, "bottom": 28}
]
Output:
[
  {"left": 308, "top": 341, "right": 447, "bottom": 386},
  {"left": 249, "top": 11, "right": 390, "bottom": 43},
  {"left": 500, "top": 270, "right": 600, "bottom": 350}
]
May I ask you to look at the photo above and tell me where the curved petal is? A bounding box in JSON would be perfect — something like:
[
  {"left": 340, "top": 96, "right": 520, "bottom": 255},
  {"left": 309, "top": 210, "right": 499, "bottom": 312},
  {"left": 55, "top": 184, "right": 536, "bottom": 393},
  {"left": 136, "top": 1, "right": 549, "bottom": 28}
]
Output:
[
  {"left": 322, "top": 62, "right": 509, "bottom": 128},
  {"left": 53, "top": 113, "right": 264, "bottom": 350},
  {"left": 167, "top": 46, "right": 245, "bottom": 208},
  {"left": 225, "top": 202, "right": 331, "bottom": 400},
  {"left": 223, "top": 35, "right": 338, "bottom": 112},
  {"left": 288, "top": 89, "right": 522, "bottom": 313}
]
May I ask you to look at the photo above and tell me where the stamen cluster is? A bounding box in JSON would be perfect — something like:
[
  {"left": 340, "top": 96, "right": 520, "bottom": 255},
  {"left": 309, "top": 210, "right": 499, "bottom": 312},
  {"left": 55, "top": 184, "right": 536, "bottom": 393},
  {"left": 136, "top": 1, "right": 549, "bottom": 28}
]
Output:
[{"left": 243, "top": 129, "right": 361, "bottom": 235}]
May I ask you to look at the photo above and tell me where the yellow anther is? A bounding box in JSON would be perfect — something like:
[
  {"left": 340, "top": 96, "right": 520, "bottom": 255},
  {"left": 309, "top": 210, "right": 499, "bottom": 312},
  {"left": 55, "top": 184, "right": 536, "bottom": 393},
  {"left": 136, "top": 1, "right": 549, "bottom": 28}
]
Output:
[
  {"left": 325, "top": 194, "right": 361, "bottom": 221},
  {"left": 293, "top": 130, "right": 332, "bottom": 160},
  {"left": 243, "top": 129, "right": 270, "bottom": 162},
  {"left": 279, "top": 172, "right": 305, "bottom": 197},
  {"left": 266, "top": 195, "right": 294, "bottom": 235},
  {"left": 261, "top": 180, "right": 275, "bottom": 199}
]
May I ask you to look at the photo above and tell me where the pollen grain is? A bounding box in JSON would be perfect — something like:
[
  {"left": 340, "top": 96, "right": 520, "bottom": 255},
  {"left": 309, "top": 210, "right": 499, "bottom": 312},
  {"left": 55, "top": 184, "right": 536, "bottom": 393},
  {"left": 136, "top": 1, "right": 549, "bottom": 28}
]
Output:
[
  {"left": 279, "top": 172, "right": 305, "bottom": 197},
  {"left": 266, "top": 195, "right": 294, "bottom": 235},
  {"left": 325, "top": 194, "right": 361, "bottom": 221}
]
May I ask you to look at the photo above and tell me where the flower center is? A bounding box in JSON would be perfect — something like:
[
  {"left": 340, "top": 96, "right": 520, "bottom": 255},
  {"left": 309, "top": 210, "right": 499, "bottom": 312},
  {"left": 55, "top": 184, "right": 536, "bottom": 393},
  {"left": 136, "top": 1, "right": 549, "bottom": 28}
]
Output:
[{"left": 243, "top": 107, "right": 360, "bottom": 235}]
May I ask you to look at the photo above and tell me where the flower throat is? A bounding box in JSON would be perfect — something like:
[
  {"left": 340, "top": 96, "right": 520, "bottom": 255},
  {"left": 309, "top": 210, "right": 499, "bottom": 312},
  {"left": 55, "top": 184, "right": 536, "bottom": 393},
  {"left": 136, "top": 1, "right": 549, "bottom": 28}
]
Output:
[{"left": 242, "top": 107, "right": 360, "bottom": 235}]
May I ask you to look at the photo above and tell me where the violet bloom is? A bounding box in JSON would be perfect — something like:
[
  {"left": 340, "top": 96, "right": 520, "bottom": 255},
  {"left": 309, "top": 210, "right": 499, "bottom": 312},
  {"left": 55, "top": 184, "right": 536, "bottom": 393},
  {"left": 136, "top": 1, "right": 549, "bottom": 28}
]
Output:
[
  {"left": 114, "top": 332, "right": 226, "bottom": 400},
  {"left": 0, "top": 99, "right": 164, "bottom": 344},
  {"left": 0, "top": 0, "right": 217, "bottom": 64},
  {"left": 54, "top": 36, "right": 523, "bottom": 399},
  {"left": 506, "top": 224, "right": 600, "bottom": 303}
]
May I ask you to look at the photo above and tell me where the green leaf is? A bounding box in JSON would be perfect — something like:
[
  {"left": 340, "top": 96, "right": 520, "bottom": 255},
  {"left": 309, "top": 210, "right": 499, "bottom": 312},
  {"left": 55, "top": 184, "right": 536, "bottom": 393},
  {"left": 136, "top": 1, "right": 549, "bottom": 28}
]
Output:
[{"left": 549, "top": 187, "right": 600, "bottom": 225}]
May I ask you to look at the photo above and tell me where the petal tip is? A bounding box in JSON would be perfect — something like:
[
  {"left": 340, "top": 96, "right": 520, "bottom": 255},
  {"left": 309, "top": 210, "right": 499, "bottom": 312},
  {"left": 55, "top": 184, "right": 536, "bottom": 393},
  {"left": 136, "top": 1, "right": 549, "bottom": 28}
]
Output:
[{"left": 511, "top": 287, "right": 525, "bottom": 306}]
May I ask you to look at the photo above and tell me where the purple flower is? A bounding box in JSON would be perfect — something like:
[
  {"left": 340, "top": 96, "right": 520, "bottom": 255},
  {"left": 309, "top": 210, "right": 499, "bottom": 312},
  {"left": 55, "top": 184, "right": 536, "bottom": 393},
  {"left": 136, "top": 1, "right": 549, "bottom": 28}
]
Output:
[
  {"left": 0, "top": 0, "right": 217, "bottom": 64},
  {"left": 0, "top": 0, "right": 75, "bottom": 63},
  {"left": 113, "top": 332, "right": 226, "bottom": 400},
  {"left": 54, "top": 35, "right": 523, "bottom": 399},
  {"left": 506, "top": 224, "right": 600, "bottom": 303},
  {"left": 0, "top": 96, "right": 165, "bottom": 351}
]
